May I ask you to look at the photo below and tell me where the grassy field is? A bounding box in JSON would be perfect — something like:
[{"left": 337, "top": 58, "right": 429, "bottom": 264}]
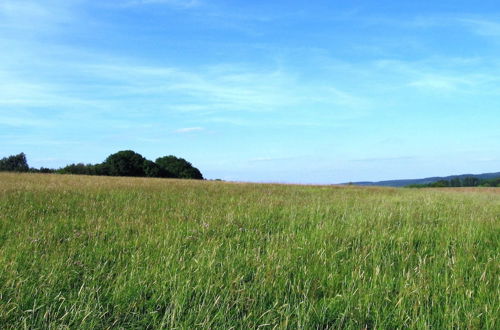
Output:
[{"left": 0, "top": 173, "right": 498, "bottom": 328}]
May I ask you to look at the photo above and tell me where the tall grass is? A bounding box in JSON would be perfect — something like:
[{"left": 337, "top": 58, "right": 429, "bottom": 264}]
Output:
[{"left": 0, "top": 173, "right": 498, "bottom": 328}]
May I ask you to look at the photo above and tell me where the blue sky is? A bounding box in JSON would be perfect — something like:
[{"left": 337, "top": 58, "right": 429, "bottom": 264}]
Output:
[{"left": 1, "top": 0, "right": 499, "bottom": 183}]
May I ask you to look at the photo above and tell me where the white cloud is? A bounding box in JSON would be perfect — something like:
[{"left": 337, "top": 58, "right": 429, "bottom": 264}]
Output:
[
  {"left": 0, "top": 1, "right": 50, "bottom": 19},
  {"left": 408, "top": 75, "right": 470, "bottom": 91},
  {"left": 327, "top": 87, "right": 370, "bottom": 108},
  {"left": 458, "top": 18, "right": 500, "bottom": 37},
  {"left": 350, "top": 156, "right": 416, "bottom": 162},
  {"left": 174, "top": 127, "right": 204, "bottom": 133},
  {"left": 373, "top": 58, "right": 499, "bottom": 93},
  {"left": 0, "top": 0, "right": 76, "bottom": 34},
  {"left": 0, "top": 1, "right": 374, "bottom": 130},
  {"left": 124, "top": 0, "right": 201, "bottom": 8},
  {"left": 248, "top": 156, "right": 302, "bottom": 163},
  {"left": 357, "top": 14, "right": 500, "bottom": 41},
  {"left": 0, "top": 115, "right": 53, "bottom": 127},
  {"left": 3, "top": 3, "right": 499, "bottom": 136}
]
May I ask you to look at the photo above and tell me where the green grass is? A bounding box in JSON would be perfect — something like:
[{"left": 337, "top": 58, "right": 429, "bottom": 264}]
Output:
[{"left": 0, "top": 173, "right": 498, "bottom": 328}]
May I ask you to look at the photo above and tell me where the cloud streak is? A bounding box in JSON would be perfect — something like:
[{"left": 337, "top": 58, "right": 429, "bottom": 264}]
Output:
[
  {"left": 123, "top": 0, "right": 201, "bottom": 8},
  {"left": 248, "top": 156, "right": 303, "bottom": 163},
  {"left": 174, "top": 127, "right": 204, "bottom": 133},
  {"left": 350, "top": 156, "right": 416, "bottom": 162},
  {"left": 0, "top": 0, "right": 76, "bottom": 34}
]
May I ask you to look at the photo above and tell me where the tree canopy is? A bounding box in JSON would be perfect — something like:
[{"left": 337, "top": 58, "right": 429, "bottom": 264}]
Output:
[
  {"left": 0, "top": 153, "right": 29, "bottom": 172},
  {"left": 0, "top": 151, "right": 204, "bottom": 180},
  {"left": 156, "top": 155, "right": 204, "bottom": 180},
  {"left": 406, "top": 176, "right": 500, "bottom": 188},
  {"left": 143, "top": 160, "right": 172, "bottom": 178},
  {"left": 104, "top": 150, "right": 146, "bottom": 177}
]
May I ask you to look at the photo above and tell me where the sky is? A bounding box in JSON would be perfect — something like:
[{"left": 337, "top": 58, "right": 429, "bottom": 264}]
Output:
[{"left": 1, "top": 0, "right": 499, "bottom": 183}]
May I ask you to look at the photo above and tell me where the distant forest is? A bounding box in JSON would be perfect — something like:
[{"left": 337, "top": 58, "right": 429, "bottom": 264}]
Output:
[
  {"left": 0, "top": 151, "right": 203, "bottom": 180},
  {"left": 406, "top": 177, "right": 500, "bottom": 188}
]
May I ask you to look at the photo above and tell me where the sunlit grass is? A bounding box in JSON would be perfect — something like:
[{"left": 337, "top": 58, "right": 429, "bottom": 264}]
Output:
[{"left": 0, "top": 173, "right": 498, "bottom": 328}]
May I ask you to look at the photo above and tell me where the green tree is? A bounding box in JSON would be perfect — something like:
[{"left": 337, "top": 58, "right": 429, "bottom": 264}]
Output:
[
  {"left": 58, "top": 163, "right": 95, "bottom": 175},
  {"left": 104, "top": 150, "right": 146, "bottom": 177},
  {"left": 92, "top": 163, "right": 109, "bottom": 176},
  {"left": 155, "top": 155, "right": 203, "bottom": 179},
  {"left": 143, "top": 160, "right": 173, "bottom": 178},
  {"left": 431, "top": 180, "right": 450, "bottom": 188},
  {"left": 0, "top": 153, "right": 29, "bottom": 172},
  {"left": 463, "top": 177, "right": 479, "bottom": 187},
  {"left": 38, "top": 167, "right": 55, "bottom": 174}
]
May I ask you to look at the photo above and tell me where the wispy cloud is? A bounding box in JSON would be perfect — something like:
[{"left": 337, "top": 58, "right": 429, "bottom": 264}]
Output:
[
  {"left": 174, "top": 127, "right": 204, "bottom": 133},
  {"left": 350, "top": 156, "right": 416, "bottom": 162},
  {"left": 0, "top": 115, "right": 54, "bottom": 127},
  {"left": 356, "top": 14, "right": 500, "bottom": 42},
  {"left": 0, "top": 39, "right": 375, "bottom": 125},
  {"left": 326, "top": 87, "right": 370, "bottom": 108},
  {"left": 123, "top": 0, "right": 201, "bottom": 8},
  {"left": 408, "top": 74, "right": 476, "bottom": 91},
  {"left": 411, "top": 16, "right": 500, "bottom": 39},
  {"left": 473, "top": 157, "right": 499, "bottom": 163},
  {"left": 248, "top": 156, "right": 305, "bottom": 163},
  {"left": 458, "top": 18, "right": 500, "bottom": 37},
  {"left": 373, "top": 58, "right": 500, "bottom": 93},
  {"left": 0, "top": 0, "right": 76, "bottom": 33},
  {"left": 0, "top": 1, "right": 49, "bottom": 18}
]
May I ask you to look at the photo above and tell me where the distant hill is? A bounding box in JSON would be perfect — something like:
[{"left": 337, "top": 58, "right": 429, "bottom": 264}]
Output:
[{"left": 348, "top": 172, "right": 500, "bottom": 187}]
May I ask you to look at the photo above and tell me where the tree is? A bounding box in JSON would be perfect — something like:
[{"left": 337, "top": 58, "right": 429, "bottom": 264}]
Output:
[
  {"left": 0, "top": 153, "right": 29, "bottom": 172},
  {"left": 0, "top": 151, "right": 204, "bottom": 180},
  {"left": 38, "top": 167, "right": 55, "bottom": 174},
  {"left": 450, "top": 178, "right": 461, "bottom": 187},
  {"left": 104, "top": 150, "right": 146, "bottom": 177},
  {"left": 155, "top": 155, "right": 203, "bottom": 179},
  {"left": 93, "top": 163, "right": 110, "bottom": 176},
  {"left": 431, "top": 180, "right": 450, "bottom": 188},
  {"left": 143, "top": 160, "right": 172, "bottom": 178},
  {"left": 462, "top": 177, "right": 479, "bottom": 187},
  {"left": 58, "top": 163, "right": 95, "bottom": 175}
]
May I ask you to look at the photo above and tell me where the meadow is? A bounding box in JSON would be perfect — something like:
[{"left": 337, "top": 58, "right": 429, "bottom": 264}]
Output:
[{"left": 0, "top": 173, "right": 498, "bottom": 328}]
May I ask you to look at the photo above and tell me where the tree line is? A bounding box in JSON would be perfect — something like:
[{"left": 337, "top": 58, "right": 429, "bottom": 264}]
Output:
[
  {"left": 0, "top": 151, "right": 203, "bottom": 180},
  {"left": 406, "top": 176, "right": 500, "bottom": 188}
]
